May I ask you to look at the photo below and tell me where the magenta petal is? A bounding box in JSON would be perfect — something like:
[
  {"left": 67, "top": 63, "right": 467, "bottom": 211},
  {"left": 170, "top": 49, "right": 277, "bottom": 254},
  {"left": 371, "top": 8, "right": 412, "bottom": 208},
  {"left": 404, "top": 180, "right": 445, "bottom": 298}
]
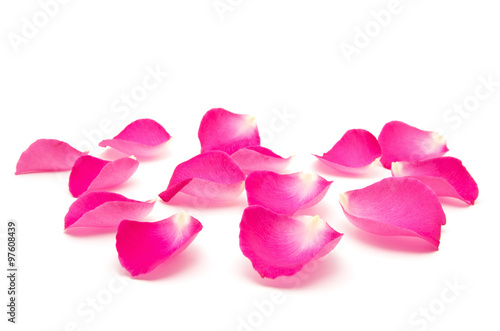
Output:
[
  {"left": 99, "top": 119, "right": 171, "bottom": 157},
  {"left": 15, "top": 139, "right": 87, "bottom": 174},
  {"left": 159, "top": 151, "right": 245, "bottom": 202},
  {"left": 314, "top": 129, "right": 381, "bottom": 174},
  {"left": 240, "top": 205, "right": 343, "bottom": 279},
  {"left": 230, "top": 146, "right": 293, "bottom": 174},
  {"left": 116, "top": 212, "right": 203, "bottom": 277},
  {"left": 392, "top": 157, "right": 479, "bottom": 205},
  {"left": 339, "top": 177, "right": 446, "bottom": 249},
  {"left": 198, "top": 108, "right": 260, "bottom": 154},
  {"left": 245, "top": 171, "right": 332, "bottom": 215},
  {"left": 378, "top": 121, "right": 448, "bottom": 169},
  {"left": 64, "top": 191, "right": 155, "bottom": 230},
  {"left": 68, "top": 155, "right": 139, "bottom": 197}
]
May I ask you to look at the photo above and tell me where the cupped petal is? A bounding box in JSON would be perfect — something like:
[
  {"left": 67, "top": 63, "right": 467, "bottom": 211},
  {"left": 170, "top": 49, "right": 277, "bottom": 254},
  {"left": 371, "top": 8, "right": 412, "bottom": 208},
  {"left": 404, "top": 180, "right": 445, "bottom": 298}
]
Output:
[
  {"left": 69, "top": 155, "right": 139, "bottom": 197},
  {"left": 378, "top": 121, "right": 448, "bottom": 169},
  {"left": 64, "top": 191, "right": 155, "bottom": 230},
  {"left": 245, "top": 171, "right": 332, "bottom": 215},
  {"left": 116, "top": 212, "right": 203, "bottom": 277},
  {"left": 392, "top": 157, "right": 479, "bottom": 205},
  {"left": 239, "top": 205, "right": 343, "bottom": 279},
  {"left": 198, "top": 108, "right": 260, "bottom": 154},
  {"left": 314, "top": 129, "right": 381, "bottom": 174},
  {"left": 99, "top": 119, "right": 171, "bottom": 157},
  {"left": 339, "top": 177, "right": 446, "bottom": 249},
  {"left": 159, "top": 151, "right": 245, "bottom": 202},
  {"left": 230, "top": 146, "right": 293, "bottom": 174},
  {"left": 15, "top": 139, "right": 87, "bottom": 174}
]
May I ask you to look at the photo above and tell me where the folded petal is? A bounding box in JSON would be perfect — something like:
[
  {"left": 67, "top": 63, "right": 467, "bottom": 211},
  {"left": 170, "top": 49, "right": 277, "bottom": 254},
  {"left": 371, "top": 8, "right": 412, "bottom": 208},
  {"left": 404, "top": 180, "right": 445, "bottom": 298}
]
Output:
[
  {"left": 116, "top": 212, "right": 203, "bottom": 277},
  {"left": 198, "top": 108, "right": 260, "bottom": 154},
  {"left": 159, "top": 151, "right": 245, "bottom": 202},
  {"left": 99, "top": 119, "right": 171, "bottom": 157},
  {"left": 392, "top": 157, "right": 479, "bottom": 205},
  {"left": 15, "top": 139, "right": 87, "bottom": 174},
  {"left": 314, "top": 129, "right": 381, "bottom": 174},
  {"left": 230, "top": 146, "right": 292, "bottom": 174},
  {"left": 239, "top": 205, "right": 343, "bottom": 279},
  {"left": 69, "top": 155, "right": 139, "bottom": 197},
  {"left": 339, "top": 177, "right": 446, "bottom": 249},
  {"left": 245, "top": 171, "right": 332, "bottom": 215},
  {"left": 378, "top": 121, "right": 448, "bottom": 169},
  {"left": 64, "top": 191, "right": 155, "bottom": 230}
]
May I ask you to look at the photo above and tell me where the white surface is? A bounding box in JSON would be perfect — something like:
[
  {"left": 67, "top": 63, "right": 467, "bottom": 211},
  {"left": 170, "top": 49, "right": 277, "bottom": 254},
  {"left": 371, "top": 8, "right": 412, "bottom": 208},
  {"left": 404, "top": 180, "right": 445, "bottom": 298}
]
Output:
[{"left": 1, "top": 1, "right": 499, "bottom": 330}]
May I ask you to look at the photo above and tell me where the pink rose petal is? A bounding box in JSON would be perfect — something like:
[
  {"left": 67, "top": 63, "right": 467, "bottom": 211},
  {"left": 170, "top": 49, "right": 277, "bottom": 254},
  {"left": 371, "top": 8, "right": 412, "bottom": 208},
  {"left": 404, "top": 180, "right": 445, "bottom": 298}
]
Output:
[
  {"left": 198, "top": 108, "right": 260, "bottom": 155},
  {"left": 68, "top": 155, "right": 139, "bottom": 197},
  {"left": 230, "top": 146, "right": 293, "bottom": 174},
  {"left": 15, "top": 139, "right": 87, "bottom": 175},
  {"left": 159, "top": 151, "right": 245, "bottom": 202},
  {"left": 116, "top": 212, "right": 203, "bottom": 277},
  {"left": 392, "top": 157, "right": 479, "bottom": 205},
  {"left": 64, "top": 191, "right": 155, "bottom": 230},
  {"left": 339, "top": 177, "right": 446, "bottom": 249},
  {"left": 99, "top": 119, "right": 171, "bottom": 157},
  {"left": 240, "top": 205, "right": 343, "bottom": 279},
  {"left": 245, "top": 171, "right": 332, "bottom": 215},
  {"left": 314, "top": 129, "right": 381, "bottom": 174},
  {"left": 378, "top": 121, "right": 448, "bottom": 169}
]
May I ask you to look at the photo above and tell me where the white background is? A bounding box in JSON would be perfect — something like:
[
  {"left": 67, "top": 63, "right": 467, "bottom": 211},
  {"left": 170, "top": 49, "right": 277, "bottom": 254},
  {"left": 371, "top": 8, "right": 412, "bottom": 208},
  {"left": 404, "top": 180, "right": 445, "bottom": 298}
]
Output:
[{"left": 1, "top": 1, "right": 499, "bottom": 330}]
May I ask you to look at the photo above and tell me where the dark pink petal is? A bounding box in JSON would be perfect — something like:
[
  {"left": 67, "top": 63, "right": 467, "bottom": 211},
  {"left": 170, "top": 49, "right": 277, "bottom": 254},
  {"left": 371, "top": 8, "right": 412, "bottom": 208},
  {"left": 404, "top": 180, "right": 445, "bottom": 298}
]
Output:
[
  {"left": 230, "top": 146, "right": 293, "bottom": 174},
  {"left": 68, "top": 155, "right": 139, "bottom": 197},
  {"left": 245, "top": 171, "right": 332, "bottom": 215},
  {"left": 378, "top": 121, "right": 448, "bottom": 169},
  {"left": 198, "top": 108, "right": 260, "bottom": 155},
  {"left": 159, "top": 151, "right": 245, "bottom": 202},
  {"left": 15, "top": 139, "right": 87, "bottom": 175},
  {"left": 392, "top": 157, "right": 479, "bottom": 205},
  {"left": 99, "top": 119, "right": 171, "bottom": 157},
  {"left": 314, "top": 129, "right": 381, "bottom": 174},
  {"left": 116, "top": 212, "right": 203, "bottom": 277},
  {"left": 64, "top": 191, "right": 155, "bottom": 230},
  {"left": 339, "top": 177, "right": 446, "bottom": 249},
  {"left": 240, "top": 205, "right": 343, "bottom": 279}
]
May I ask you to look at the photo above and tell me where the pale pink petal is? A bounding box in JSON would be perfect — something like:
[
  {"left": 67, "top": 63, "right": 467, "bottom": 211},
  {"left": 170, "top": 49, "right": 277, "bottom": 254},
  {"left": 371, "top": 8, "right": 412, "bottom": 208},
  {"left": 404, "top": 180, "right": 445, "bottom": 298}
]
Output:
[
  {"left": 15, "top": 139, "right": 87, "bottom": 175},
  {"left": 198, "top": 108, "right": 260, "bottom": 154},
  {"left": 392, "top": 157, "right": 479, "bottom": 205},
  {"left": 99, "top": 119, "right": 171, "bottom": 157},
  {"left": 68, "top": 155, "right": 139, "bottom": 197},
  {"left": 159, "top": 151, "right": 245, "bottom": 202},
  {"left": 245, "top": 171, "right": 332, "bottom": 215},
  {"left": 64, "top": 191, "right": 155, "bottom": 230},
  {"left": 240, "top": 205, "right": 343, "bottom": 279},
  {"left": 378, "top": 121, "right": 448, "bottom": 169},
  {"left": 116, "top": 212, "right": 203, "bottom": 277},
  {"left": 230, "top": 146, "right": 292, "bottom": 174},
  {"left": 314, "top": 129, "right": 381, "bottom": 174},
  {"left": 339, "top": 177, "right": 446, "bottom": 249}
]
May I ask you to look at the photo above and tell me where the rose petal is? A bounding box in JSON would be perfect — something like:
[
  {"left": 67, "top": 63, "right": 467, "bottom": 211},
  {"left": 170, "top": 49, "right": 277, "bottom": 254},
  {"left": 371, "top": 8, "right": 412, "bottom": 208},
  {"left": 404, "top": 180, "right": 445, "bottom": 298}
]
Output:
[
  {"left": 116, "top": 212, "right": 203, "bottom": 277},
  {"left": 230, "top": 146, "right": 293, "bottom": 174},
  {"left": 392, "top": 157, "right": 479, "bottom": 205},
  {"left": 239, "top": 205, "right": 343, "bottom": 279},
  {"left": 198, "top": 108, "right": 260, "bottom": 154},
  {"left": 245, "top": 171, "right": 332, "bottom": 215},
  {"left": 64, "top": 191, "right": 155, "bottom": 230},
  {"left": 339, "top": 177, "right": 446, "bottom": 249},
  {"left": 159, "top": 151, "right": 245, "bottom": 202},
  {"left": 68, "top": 155, "right": 139, "bottom": 197},
  {"left": 378, "top": 121, "right": 448, "bottom": 169},
  {"left": 15, "top": 139, "right": 87, "bottom": 174},
  {"left": 314, "top": 129, "right": 381, "bottom": 174},
  {"left": 99, "top": 119, "right": 171, "bottom": 157}
]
